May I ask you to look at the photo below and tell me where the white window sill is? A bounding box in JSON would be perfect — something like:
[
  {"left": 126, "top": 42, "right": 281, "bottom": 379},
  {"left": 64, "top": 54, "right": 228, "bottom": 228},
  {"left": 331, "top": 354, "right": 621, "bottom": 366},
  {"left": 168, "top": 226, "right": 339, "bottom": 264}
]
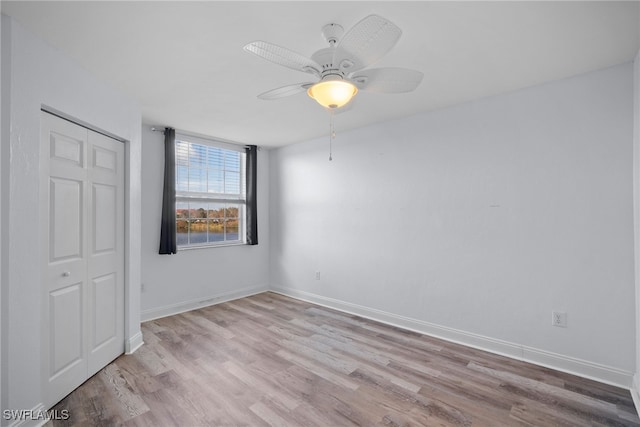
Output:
[{"left": 178, "top": 241, "right": 246, "bottom": 251}]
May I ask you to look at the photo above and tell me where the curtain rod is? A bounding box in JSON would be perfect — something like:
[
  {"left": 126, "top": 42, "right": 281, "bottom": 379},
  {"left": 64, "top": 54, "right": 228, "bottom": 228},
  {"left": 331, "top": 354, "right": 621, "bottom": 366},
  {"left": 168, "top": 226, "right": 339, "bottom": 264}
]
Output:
[{"left": 150, "top": 126, "right": 258, "bottom": 150}]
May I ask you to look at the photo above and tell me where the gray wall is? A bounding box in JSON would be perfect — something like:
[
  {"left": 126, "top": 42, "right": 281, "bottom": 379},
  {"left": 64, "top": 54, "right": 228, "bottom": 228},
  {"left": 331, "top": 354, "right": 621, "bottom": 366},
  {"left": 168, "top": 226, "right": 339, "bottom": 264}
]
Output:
[
  {"left": 270, "top": 62, "right": 635, "bottom": 386},
  {"left": 140, "top": 126, "right": 270, "bottom": 320}
]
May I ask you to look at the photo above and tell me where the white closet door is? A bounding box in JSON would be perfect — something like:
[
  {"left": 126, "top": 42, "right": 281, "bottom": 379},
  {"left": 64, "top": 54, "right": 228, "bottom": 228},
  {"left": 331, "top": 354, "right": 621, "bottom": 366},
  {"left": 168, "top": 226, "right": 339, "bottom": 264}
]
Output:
[
  {"left": 40, "top": 113, "right": 89, "bottom": 407},
  {"left": 87, "top": 131, "right": 124, "bottom": 376},
  {"left": 40, "top": 112, "right": 125, "bottom": 408}
]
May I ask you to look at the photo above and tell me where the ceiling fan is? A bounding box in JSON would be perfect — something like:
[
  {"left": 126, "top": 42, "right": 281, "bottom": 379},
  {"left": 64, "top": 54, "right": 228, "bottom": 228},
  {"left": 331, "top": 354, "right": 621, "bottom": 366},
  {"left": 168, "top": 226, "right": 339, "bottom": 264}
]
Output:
[{"left": 243, "top": 14, "right": 424, "bottom": 110}]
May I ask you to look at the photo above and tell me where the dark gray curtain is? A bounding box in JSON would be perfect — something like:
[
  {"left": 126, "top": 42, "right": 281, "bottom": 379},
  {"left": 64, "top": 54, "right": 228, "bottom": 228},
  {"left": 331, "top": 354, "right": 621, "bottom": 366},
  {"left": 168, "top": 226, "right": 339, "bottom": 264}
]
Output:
[
  {"left": 159, "top": 128, "right": 177, "bottom": 254},
  {"left": 246, "top": 145, "right": 258, "bottom": 245}
]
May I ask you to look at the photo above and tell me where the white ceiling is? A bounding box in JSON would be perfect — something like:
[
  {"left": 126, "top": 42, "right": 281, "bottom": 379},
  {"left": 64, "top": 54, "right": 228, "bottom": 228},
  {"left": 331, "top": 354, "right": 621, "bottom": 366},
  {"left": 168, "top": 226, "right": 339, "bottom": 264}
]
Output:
[{"left": 2, "top": 1, "right": 639, "bottom": 147}]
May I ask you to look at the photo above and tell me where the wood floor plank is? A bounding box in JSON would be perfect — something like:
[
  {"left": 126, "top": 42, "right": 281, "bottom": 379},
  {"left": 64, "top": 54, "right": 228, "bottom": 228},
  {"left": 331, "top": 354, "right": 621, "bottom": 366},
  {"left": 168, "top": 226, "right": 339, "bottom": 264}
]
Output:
[
  {"left": 223, "top": 360, "right": 301, "bottom": 411},
  {"left": 270, "top": 365, "right": 358, "bottom": 426},
  {"left": 306, "top": 307, "right": 444, "bottom": 353},
  {"left": 101, "top": 364, "right": 149, "bottom": 419},
  {"left": 115, "top": 354, "right": 166, "bottom": 395},
  {"left": 468, "top": 361, "right": 621, "bottom": 415},
  {"left": 189, "top": 366, "right": 270, "bottom": 426},
  {"left": 47, "top": 292, "right": 640, "bottom": 426},
  {"left": 276, "top": 348, "right": 360, "bottom": 391},
  {"left": 132, "top": 343, "right": 170, "bottom": 376},
  {"left": 273, "top": 365, "right": 368, "bottom": 426},
  {"left": 350, "top": 369, "right": 474, "bottom": 426},
  {"left": 182, "top": 311, "right": 236, "bottom": 340}
]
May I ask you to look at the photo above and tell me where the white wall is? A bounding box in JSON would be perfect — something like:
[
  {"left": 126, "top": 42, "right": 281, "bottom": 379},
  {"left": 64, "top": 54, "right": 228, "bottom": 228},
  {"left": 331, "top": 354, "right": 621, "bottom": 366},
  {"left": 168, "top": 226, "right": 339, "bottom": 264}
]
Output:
[
  {"left": 140, "top": 126, "right": 270, "bottom": 320},
  {"left": 270, "top": 63, "right": 635, "bottom": 387},
  {"left": 1, "top": 15, "right": 142, "bottom": 419}
]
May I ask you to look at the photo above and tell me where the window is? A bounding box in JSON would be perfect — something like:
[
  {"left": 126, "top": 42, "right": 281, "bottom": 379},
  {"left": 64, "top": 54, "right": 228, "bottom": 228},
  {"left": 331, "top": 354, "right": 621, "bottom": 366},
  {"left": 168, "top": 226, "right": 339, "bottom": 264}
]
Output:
[{"left": 175, "top": 135, "right": 246, "bottom": 247}]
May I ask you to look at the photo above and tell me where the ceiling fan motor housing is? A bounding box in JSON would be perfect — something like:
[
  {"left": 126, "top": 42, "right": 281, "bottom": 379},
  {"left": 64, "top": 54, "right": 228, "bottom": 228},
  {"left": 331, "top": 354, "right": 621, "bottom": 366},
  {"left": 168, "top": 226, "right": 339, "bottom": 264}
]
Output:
[{"left": 311, "top": 47, "right": 345, "bottom": 81}]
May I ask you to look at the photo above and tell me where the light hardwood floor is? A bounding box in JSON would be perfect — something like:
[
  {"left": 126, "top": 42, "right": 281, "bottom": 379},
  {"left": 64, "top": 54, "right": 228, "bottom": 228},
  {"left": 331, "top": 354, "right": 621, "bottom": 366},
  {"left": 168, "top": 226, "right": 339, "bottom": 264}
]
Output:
[{"left": 48, "top": 292, "right": 639, "bottom": 426}]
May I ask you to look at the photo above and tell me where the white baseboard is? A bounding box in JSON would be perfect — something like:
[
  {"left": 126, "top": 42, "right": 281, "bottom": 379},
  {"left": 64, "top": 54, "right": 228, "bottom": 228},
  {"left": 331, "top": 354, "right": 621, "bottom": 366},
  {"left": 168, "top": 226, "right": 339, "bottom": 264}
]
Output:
[
  {"left": 270, "top": 286, "right": 634, "bottom": 389},
  {"left": 632, "top": 374, "right": 640, "bottom": 416},
  {"left": 141, "top": 284, "right": 269, "bottom": 322},
  {"left": 125, "top": 331, "right": 144, "bottom": 354},
  {"left": 521, "top": 345, "right": 632, "bottom": 389}
]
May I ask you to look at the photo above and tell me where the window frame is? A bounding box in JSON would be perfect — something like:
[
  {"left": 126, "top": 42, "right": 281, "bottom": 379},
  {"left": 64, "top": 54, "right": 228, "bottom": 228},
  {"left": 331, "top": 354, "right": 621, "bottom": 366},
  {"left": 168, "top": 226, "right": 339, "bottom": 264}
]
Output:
[{"left": 174, "top": 132, "right": 247, "bottom": 249}]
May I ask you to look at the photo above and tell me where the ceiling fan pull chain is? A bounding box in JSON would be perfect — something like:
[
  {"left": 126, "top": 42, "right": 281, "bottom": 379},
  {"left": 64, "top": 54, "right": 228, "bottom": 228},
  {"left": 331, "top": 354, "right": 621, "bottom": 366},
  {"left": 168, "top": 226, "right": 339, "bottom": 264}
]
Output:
[{"left": 329, "top": 110, "right": 336, "bottom": 161}]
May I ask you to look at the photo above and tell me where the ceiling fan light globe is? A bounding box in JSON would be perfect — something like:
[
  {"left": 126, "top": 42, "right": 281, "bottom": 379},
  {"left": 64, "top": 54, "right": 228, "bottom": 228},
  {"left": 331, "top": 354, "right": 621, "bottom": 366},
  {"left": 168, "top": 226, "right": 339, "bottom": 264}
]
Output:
[{"left": 307, "top": 80, "right": 358, "bottom": 109}]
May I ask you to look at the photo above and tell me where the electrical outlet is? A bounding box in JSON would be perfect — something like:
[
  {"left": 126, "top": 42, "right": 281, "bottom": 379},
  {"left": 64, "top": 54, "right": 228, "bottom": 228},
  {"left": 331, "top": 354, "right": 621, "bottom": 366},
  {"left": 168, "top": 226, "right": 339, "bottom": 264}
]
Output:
[
  {"left": 315, "top": 271, "right": 321, "bottom": 280},
  {"left": 552, "top": 311, "right": 567, "bottom": 328}
]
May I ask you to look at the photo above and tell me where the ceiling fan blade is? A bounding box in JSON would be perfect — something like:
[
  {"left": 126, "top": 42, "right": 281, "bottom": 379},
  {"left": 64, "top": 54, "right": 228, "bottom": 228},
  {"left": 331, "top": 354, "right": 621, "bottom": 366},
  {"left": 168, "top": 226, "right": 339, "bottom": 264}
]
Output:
[
  {"left": 244, "top": 41, "right": 321, "bottom": 75},
  {"left": 333, "top": 15, "right": 402, "bottom": 73},
  {"left": 350, "top": 67, "right": 423, "bottom": 93},
  {"left": 257, "top": 83, "right": 314, "bottom": 100}
]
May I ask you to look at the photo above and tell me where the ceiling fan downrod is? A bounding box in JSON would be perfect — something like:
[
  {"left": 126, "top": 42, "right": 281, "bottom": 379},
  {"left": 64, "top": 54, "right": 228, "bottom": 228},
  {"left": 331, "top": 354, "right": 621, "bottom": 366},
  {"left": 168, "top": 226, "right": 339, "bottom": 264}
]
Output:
[{"left": 321, "top": 23, "right": 344, "bottom": 46}]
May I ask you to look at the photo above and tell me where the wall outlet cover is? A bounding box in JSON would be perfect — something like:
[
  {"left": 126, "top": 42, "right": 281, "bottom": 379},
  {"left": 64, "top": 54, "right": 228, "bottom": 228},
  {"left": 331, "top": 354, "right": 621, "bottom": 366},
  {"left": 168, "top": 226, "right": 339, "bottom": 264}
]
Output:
[{"left": 552, "top": 311, "right": 567, "bottom": 328}]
